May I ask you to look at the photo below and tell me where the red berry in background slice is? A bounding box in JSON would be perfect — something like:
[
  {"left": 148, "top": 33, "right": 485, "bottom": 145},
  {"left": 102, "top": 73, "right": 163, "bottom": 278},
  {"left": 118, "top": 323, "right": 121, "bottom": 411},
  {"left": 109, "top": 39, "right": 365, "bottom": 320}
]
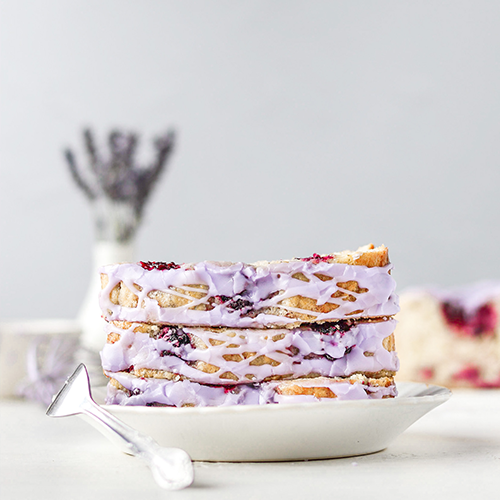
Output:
[
  {"left": 441, "top": 301, "right": 497, "bottom": 337},
  {"left": 453, "top": 366, "right": 480, "bottom": 383},
  {"left": 469, "top": 304, "right": 497, "bottom": 336},
  {"left": 419, "top": 367, "right": 435, "bottom": 381},
  {"left": 441, "top": 302, "right": 466, "bottom": 329}
]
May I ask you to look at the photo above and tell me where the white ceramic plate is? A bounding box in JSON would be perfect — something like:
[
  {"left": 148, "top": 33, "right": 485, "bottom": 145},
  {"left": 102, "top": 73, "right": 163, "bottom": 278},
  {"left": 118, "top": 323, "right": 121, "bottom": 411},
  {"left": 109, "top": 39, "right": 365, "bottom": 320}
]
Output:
[{"left": 100, "top": 382, "right": 451, "bottom": 462}]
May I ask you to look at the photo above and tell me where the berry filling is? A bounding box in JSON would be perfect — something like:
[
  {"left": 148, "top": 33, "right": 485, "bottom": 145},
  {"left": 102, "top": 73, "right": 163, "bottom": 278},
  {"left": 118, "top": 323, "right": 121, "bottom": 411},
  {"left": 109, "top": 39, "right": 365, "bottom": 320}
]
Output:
[
  {"left": 214, "top": 295, "right": 231, "bottom": 304},
  {"left": 214, "top": 294, "right": 253, "bottom": 311},
  {"left": 139, "top": 261, "right": 181, "bottom": 271},
  {"left": 441, "top": 301, "right": 497, "bottom": 337},
  {"left": 310, "top": 320, "right": 353, "bottom": 335},
  {"left": 158, "top": 326, "right": 191, "bottom": 347},
  {"left": 451, "top": 365, "right": 500, "bottom": 388}
]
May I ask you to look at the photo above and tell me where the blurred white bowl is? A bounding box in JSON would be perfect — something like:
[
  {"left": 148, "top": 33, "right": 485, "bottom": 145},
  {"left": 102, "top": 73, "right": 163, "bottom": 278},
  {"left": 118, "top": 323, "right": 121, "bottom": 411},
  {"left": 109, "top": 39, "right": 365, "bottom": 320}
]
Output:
[{"left": 0, "top": 319, "right": 80, "bottom": 403}]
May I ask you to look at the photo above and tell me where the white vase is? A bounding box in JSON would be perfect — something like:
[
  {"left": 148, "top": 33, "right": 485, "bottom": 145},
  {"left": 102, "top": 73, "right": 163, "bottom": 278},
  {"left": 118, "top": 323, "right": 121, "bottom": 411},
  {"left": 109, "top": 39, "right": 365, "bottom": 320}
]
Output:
[{"left": 77, "top": 240, "right": 135, "bottom": 385}]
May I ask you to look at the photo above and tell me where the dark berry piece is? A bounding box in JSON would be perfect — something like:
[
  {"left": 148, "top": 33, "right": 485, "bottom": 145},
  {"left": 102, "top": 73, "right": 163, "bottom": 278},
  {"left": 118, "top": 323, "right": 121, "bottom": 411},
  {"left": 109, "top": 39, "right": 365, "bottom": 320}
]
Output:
[
  {"left": 139, "top": 261, "right": 180, "bottom": 271},
  {"left": 227, "top": 298, "right": 253, "bottom": 311},
  {"left": 214, "top": 295, "right": 231, "bottom": 304},
  {"left": 158, "top": 326, "right": 191, "bottom": 348},
  {"left": 310, "top": 320, "right": 353, "bottom": 335},
  {"left": 214, "top": 295, "right": 253, "bottom": 311},
  {"left": 131, "top": 388, "right": 142, "bottom": 396},
  {"left": 157, "top": 325, "right": 178, "bottom": 339}
]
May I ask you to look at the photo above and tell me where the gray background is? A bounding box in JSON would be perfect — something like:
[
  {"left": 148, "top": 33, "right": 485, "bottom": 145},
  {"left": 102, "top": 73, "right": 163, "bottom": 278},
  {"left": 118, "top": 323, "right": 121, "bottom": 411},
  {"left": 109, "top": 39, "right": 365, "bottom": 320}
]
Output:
[{"left": 1, "top": 1, "right": 500, "bottom": 320}]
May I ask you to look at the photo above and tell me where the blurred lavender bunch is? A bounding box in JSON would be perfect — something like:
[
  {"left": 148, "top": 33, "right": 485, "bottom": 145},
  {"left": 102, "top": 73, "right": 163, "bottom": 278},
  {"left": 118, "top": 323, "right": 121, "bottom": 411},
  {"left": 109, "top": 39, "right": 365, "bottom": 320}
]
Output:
[{"left": 64, "top": 128, "right": 175, "bottom": 242}]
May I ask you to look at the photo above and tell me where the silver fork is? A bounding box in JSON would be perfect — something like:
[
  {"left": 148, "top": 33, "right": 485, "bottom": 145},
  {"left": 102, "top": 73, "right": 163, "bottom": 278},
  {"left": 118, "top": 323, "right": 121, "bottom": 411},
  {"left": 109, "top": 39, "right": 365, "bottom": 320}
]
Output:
[{"left": 46, "top": 363, "right": 194, "bottom": 490}]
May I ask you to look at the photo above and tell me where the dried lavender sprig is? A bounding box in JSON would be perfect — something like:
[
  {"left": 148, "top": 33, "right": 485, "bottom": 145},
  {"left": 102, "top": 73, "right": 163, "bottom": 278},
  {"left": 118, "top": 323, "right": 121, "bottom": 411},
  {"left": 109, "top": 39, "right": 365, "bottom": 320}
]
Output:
[
  {"left": 64, "top": 127, "right": 176, "bottom": 242},
  {"left": 64, "top": 149, "right": 97, "bottom": 200},
  {"left": 84, "top": 129, "right": 101, "bottom": 176}
]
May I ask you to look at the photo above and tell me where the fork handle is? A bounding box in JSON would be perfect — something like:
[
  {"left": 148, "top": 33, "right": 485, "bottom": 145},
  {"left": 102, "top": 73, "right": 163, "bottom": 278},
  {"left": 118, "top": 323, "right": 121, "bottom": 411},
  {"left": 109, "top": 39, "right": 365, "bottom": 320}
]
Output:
[{"left": 80, "top": 398, "right": 193, "bottom": 490}]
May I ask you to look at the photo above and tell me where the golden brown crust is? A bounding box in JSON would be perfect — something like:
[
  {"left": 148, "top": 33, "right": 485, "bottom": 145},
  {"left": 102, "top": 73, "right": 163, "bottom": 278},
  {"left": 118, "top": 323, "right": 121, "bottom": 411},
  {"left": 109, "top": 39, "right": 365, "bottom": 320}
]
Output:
[
  {"left": 275, "top": 374, "right": 395, "bottom": 398},
  {"left": 382, "top": 333, "right": 396, "bottom": 352},
  {"left": 323, "top": 244, "right": 389, "bottom": 267}
]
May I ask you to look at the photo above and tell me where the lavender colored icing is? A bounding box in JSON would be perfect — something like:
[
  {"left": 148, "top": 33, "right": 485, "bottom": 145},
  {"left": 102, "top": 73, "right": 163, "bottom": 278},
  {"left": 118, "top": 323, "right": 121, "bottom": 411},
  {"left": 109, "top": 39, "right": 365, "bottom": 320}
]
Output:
[
  {"left": 100, "top": 260, "right": 399, "bottom": 327},
  {"left": 100, "top": 320, "right": 399, "bottom": 384},
  {"left": 105, "top": 371, "right": 397, "bottom": 407}
]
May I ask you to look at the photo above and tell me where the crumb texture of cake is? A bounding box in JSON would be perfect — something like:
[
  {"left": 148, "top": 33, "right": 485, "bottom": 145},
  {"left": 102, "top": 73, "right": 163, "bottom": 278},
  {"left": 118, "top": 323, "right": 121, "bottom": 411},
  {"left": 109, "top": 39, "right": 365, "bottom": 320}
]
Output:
[
  {"left": 395, "top": 281, "right": 500, "bottom": 388},
  {"left": 99, "top": 243, "right": 400, "bottom": 405},
  {"left": 99, "top": 244, "right": 398, "bottom": 328}
]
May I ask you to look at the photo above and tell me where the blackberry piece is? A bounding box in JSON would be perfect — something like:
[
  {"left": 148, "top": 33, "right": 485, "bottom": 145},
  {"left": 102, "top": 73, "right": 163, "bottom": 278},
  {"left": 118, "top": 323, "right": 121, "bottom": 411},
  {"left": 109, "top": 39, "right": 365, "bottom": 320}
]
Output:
[
  {"left": 139, "top": 261, "right": 180, "bottom": 271},
  {"left": 158, "top": 326, "right": 191, "bottom": 348},
  {"left": 310, "top": 320, "right": 353, "bottom": 335}
]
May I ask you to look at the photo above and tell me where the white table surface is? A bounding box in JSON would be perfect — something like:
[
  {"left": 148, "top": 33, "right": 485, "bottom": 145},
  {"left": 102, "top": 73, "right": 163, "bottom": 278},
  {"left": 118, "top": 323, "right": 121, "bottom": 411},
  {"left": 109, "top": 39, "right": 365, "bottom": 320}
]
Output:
[{"left": 1, "top": 389, "right": 499, "bottom": 500}]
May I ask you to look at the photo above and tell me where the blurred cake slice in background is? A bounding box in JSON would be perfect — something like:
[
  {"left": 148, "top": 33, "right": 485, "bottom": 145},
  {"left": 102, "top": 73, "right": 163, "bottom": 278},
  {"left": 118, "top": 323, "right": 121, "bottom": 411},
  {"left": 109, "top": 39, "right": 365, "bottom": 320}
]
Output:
[{"left": 395, "top": 281, "right": 500, "bottom": 388}]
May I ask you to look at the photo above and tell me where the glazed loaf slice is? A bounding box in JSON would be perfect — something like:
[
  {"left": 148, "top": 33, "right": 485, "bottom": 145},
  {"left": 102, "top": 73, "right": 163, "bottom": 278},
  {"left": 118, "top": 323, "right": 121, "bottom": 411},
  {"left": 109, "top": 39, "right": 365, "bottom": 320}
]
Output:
[
  {"left": 100, "top": 319, "right": 399, "bottom": 385},
  {"left": 99, "top": 244, "right": 398, "bottom": 328},
  {"left": 105, "top": 372, "right": 397, "bottom": 407}
]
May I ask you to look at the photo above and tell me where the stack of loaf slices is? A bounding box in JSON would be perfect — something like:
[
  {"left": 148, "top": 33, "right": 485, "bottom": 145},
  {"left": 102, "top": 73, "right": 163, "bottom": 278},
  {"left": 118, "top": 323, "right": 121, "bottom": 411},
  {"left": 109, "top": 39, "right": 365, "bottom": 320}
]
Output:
[{"left": 99, "top": 244, "right": 400, "bottom": 407}]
